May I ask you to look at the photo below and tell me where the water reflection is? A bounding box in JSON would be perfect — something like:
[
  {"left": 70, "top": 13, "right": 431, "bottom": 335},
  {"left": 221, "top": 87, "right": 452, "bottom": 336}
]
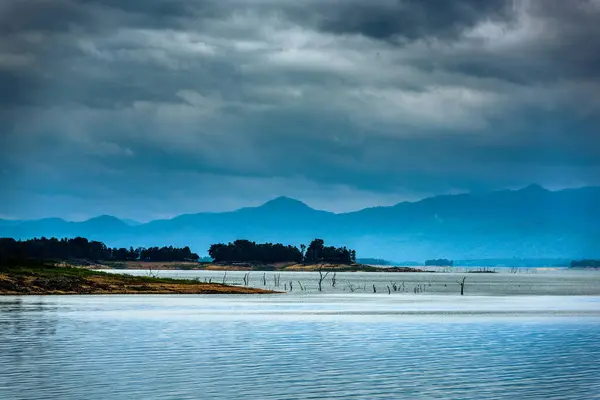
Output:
[
  {"left": 0, "top": 298, "right": 58, "bottom": 338},
  {"left": 1, "top": 295, "right": 599, "bottom": 399}
]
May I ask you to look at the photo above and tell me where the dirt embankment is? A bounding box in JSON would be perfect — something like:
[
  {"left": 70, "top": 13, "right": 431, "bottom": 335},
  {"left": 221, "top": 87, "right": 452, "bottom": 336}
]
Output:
[{"left": 0, "top": 267, "right": 276, "bottom": 295}]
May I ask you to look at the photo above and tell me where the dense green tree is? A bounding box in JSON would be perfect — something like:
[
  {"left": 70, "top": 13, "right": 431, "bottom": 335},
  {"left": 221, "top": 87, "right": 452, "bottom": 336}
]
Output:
[
  {"left": 0, "top": 237, "right": 199, "bottom": 267},
  {"left": 304, "top": 239, "right": 354, "bottom": 264},
  {"left": 209, "top": 240, "right": 303, "bottom": 263},
  {"left": 209, "top": 238, "right": 356, "bottom": 265}
]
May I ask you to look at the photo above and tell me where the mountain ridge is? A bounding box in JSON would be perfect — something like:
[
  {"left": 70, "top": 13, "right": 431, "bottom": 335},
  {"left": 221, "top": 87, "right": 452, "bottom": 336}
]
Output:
[{"left": 1, "top": 185, "right": 599, "bottom": 260}]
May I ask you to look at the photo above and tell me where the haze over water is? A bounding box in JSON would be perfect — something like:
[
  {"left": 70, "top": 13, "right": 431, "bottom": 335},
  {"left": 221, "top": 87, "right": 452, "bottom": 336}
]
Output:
[{"left": 2, "top": 270, "right": 600, "bottom": 399}]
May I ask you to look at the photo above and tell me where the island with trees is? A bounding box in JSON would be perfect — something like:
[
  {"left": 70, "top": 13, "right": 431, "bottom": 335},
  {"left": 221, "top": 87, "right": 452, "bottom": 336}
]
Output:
[
  {"left": 570, "top": 259, "right": 600, "bottom": 268},
  {"left": 209, "top": 238, "right": 356, "bottom": 266},
  {"left": 424, "top": 259, "right": 454, "bottom": 267}
]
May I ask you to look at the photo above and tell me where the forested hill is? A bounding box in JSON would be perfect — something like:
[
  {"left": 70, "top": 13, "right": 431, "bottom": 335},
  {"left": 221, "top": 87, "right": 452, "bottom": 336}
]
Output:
[{"left": 1, "top": 185, "right": 599, "bottom": 260}]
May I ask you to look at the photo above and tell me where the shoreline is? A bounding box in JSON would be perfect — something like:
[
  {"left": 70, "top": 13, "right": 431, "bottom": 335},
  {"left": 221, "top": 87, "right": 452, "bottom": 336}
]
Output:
[
  {"left": 0, "top": 266, "right": 276, "bottom": 295},
  {"left": 96, "top": 261, "right": 433, "bottom": 273}
]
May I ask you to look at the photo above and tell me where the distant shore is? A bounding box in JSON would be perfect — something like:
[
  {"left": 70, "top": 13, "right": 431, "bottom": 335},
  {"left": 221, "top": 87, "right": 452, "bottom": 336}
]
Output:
[
  {"left": 0, "top": 266, "right": 276, "bottom": 295},
  {"left": 95, "top": 260, "right": 431, "bottom": 273}
]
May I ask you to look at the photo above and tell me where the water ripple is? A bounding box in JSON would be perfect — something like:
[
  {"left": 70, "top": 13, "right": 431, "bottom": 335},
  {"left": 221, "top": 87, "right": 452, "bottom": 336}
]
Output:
[{"left": 1, "top": 295, "right": 599, "bottom": 399}]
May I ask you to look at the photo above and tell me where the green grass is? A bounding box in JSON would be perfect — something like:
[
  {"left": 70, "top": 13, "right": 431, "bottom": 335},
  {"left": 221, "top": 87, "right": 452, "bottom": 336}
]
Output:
[{"left": 1, "top": 265, "right": 213, "bottom": 286}]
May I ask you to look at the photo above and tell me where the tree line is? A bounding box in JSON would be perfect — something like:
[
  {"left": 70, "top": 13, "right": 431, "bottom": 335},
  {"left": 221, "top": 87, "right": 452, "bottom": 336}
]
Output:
[
  {"left": 0, "top": 237, "right": 199, "bottom": 266},
  {"left": 356, "top": 258, "right": 392, "bottom": 266},
  {"left": 209, "top": 238, "right": 356, "bottom": 264},
  {"left": 1, "top": 237, "right": 357, "bottom": 267}
]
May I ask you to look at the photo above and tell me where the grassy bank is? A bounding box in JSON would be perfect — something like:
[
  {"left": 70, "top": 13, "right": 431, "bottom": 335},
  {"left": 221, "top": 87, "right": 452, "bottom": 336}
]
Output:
[{"left": 0, "top": 265, "right": 275, "bottom": 295}]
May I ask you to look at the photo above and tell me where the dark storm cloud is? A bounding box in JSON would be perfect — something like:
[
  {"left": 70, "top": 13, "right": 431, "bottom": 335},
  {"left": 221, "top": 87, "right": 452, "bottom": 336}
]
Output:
[
  {"left": 0, "top": 0, "right": 197, "bottom": 34},
  {"left": 295, "top": 0, "right": 517, "bottom": 41},
  {"left": 0, "top": 0, "right": 90, "bottom": 34},
  {"left": 1, "top": 0, "right": 599, "bottom": 219},
  {"left": 441, "top": 0, "right": 600, "bottom": 83},
  {"left": 533, "top": 0, "right": 600, "bottom": 80}
]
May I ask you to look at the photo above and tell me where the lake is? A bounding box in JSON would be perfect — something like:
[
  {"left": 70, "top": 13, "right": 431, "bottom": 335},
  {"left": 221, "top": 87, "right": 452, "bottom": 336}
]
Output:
[
  {"left": 110, "top": 267, "right": 600, "bottom": 296},
  {"left": 1, "top": 269, "right": 600, "bottom": 399}
]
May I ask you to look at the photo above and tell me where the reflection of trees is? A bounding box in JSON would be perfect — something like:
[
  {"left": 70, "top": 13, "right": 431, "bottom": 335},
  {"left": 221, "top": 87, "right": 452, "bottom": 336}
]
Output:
[
  {"left": 0, "top": 298, "right": 59, "bottom": 363},
  {"left": 0, "top": 299, "right": 62, "bottom": 398}
]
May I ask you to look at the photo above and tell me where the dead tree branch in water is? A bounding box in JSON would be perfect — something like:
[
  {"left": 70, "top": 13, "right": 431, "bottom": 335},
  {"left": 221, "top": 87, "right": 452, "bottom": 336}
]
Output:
[
  {"left": 146, "top": 265, "right": 159, "bottom": 278},
  {"left": 345, "top": 282, "right": 356, "bottom": 292},
  {"left": 457, "top": 276, "right": 467, "bottom": 295},
  {"left": 317, "top": 266, "right": 330, "bottom": 292}
]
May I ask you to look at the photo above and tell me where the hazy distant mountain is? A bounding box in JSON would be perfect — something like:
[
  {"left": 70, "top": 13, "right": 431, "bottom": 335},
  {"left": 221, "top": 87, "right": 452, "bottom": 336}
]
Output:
[
  {"left": 1, "top": 186, "right": 599, "bottom": 260},
  {"left": 121, "top": 218, "right": 142, "bottom": 227}
]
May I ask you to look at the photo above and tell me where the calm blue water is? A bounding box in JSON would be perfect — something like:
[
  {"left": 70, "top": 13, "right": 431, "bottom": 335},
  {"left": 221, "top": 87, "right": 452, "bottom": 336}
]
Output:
[{"left": 1, "top": 294, "right": 600, "bottom": 399}]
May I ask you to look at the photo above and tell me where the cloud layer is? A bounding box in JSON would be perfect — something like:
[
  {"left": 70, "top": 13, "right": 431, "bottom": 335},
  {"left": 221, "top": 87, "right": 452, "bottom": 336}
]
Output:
[{"left": 1, "top": 0, "right": 599, "bottom": 220}]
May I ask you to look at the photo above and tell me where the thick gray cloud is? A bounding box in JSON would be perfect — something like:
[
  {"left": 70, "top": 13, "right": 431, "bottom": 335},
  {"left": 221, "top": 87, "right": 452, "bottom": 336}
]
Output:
[
  {"left": 1, "top": 0, "right": 599, "bottom": 220},
  {"left": 294, "top": 0, "right": 517, "bottom": 41}
]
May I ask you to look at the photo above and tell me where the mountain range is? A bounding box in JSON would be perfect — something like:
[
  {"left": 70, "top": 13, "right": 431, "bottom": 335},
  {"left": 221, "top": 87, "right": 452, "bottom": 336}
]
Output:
[{"left": 1, "top": 184, "right": 599, "bottom": 260}]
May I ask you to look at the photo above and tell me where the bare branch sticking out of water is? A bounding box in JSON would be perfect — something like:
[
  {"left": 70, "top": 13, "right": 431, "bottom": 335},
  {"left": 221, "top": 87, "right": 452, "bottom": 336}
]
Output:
[
  {"left": 457, "top": 276, "right": 467, "bottom": 295},
  {"left": 317, "top": 267, "right": 330, "bottom": 292},
  {"left": 345, "top": 282, "right": 356, "bottom": 292},
  {"left": 146, "top": 265, "right": 159, "bottom": 279}
]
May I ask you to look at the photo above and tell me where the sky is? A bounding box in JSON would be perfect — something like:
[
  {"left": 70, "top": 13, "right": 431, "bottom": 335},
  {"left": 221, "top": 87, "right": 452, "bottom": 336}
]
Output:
[{"left": 1, "top": 0, "right": 599, "bottom": 221}]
